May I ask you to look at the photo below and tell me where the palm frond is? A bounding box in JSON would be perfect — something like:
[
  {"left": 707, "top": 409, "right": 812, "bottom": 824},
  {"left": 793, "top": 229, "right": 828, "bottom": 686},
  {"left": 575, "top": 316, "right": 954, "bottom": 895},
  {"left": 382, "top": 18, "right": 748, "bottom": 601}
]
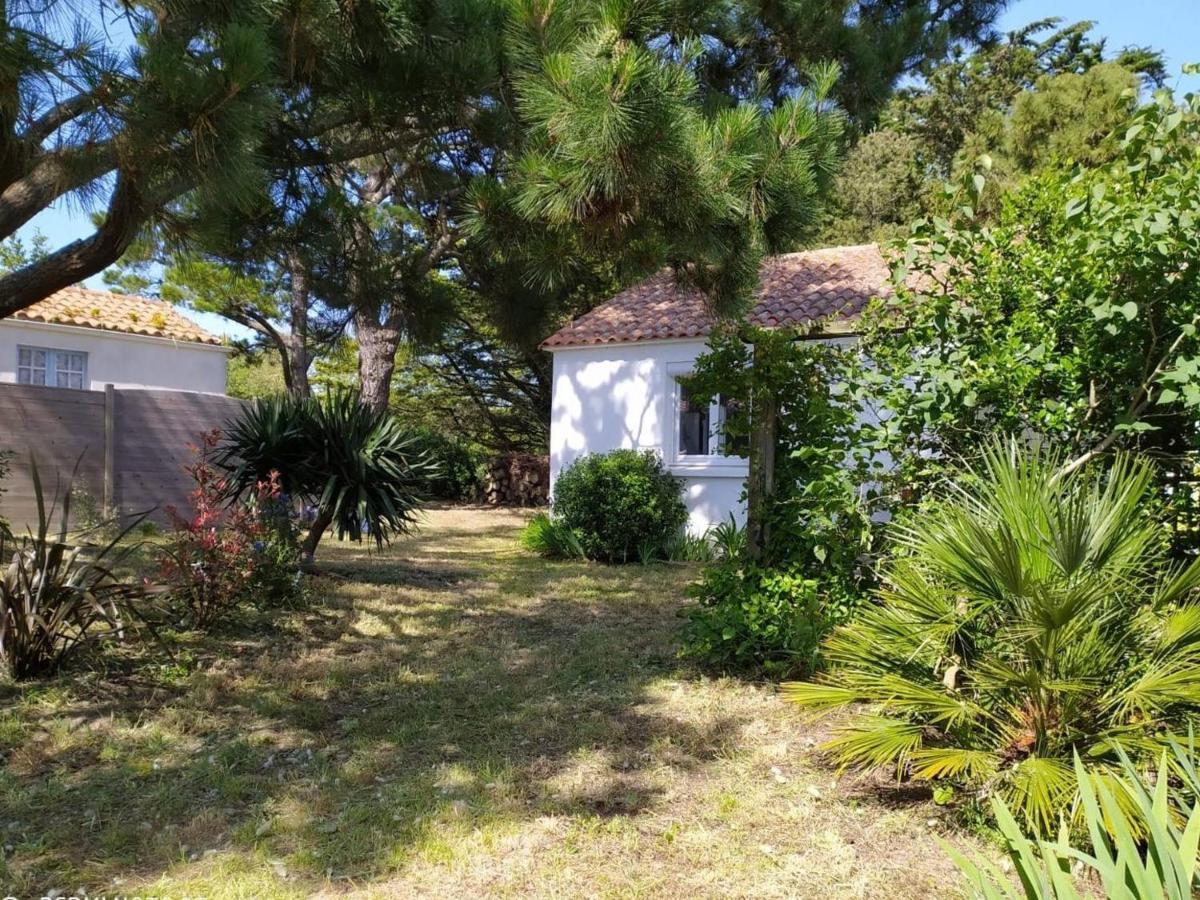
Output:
[{"left": 786, "top": 439, "right": 1200, "bottom": 833}]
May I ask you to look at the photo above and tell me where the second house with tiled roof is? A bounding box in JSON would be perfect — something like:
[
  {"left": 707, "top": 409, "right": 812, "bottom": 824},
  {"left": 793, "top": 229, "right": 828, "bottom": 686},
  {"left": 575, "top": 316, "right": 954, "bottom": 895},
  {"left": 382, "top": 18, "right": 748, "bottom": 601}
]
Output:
[
  {"left": 0, "top": 286, "right": 232, "bottom": 394},
  {"left": 541, "top": 244, "right": 894, "bottom": 534}
]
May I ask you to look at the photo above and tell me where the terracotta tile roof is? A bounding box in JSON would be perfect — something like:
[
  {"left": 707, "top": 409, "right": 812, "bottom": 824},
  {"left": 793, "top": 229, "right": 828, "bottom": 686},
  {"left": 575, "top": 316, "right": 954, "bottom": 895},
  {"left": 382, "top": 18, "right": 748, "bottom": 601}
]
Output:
[
  {"left": 11, "top": 286, "right": 224, "bottom": 346},
  {"left": 542, "top": 243, "right": 896, "bottom": 349}
]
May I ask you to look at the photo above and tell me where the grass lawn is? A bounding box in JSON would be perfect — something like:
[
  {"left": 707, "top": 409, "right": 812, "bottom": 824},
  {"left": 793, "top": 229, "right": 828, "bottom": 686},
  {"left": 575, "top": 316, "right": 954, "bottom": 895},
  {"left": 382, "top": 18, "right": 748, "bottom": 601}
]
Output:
[{"left": 0, "top": 506, "right": 986, "bottom": 898}]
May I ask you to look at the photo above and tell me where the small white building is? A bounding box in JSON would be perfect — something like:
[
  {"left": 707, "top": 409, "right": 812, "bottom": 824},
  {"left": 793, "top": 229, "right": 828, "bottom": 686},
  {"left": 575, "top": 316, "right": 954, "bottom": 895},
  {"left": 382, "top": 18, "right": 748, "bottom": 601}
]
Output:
[
  {"left": 0, "top": 286, "right": 231, "bottom": 394},
  {"left": 542, "top": 244, "right": 893, "bottom": 534}
]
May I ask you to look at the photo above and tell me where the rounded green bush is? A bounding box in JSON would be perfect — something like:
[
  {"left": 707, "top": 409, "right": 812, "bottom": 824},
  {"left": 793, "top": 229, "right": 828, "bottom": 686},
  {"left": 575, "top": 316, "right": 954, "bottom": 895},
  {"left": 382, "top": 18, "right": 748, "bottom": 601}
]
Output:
[{"left": 552, "top": 450, "right": 687, "bottom": 562}]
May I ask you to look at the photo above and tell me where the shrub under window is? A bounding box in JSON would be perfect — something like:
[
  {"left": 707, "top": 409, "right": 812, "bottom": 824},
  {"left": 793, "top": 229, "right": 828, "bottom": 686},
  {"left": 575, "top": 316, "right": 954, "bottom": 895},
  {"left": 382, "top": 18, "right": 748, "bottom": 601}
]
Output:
[{"left": 551, "top": 450, "right": 687, "bottom": 563}]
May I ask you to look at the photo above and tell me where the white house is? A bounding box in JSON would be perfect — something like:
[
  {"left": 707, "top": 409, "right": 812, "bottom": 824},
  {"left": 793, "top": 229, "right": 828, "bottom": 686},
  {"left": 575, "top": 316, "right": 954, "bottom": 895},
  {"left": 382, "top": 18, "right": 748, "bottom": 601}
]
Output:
[
  {"left": 542, "top": 243, "right": 894, "bottom": 534},
  {"left": 0, "top": 285, "right": 231, "bottom": 394}
]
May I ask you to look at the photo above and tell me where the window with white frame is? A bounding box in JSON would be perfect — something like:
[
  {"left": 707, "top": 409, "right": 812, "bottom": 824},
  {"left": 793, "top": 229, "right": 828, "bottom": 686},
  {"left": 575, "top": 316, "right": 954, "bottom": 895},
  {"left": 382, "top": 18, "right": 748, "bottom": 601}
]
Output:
[
  {"left": 17, "top": 346, "right": 87, "bottom": 389},
  {"left": 671, "top": 373, "right": 747, "bottom": 463}
]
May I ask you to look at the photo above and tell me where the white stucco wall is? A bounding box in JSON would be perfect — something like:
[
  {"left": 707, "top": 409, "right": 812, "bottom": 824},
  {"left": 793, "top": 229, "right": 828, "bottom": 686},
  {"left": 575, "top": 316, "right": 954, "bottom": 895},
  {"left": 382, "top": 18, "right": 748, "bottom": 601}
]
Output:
[
  {"left": 0, "top": 320, "right": 230, "bottom": 394},
  {"left": 548, "top": 338, "right": 748, "bottom": 534}
]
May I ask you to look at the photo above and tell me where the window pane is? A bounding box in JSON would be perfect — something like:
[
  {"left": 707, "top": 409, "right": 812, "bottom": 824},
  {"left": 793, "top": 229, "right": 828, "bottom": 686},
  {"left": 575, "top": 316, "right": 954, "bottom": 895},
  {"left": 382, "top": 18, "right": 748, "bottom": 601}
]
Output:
[
  {"left": 17, "top": 346, "right": 47, "bottom": 386},
  {"left": 679, "top": 385, "right": 710, "bottom": 455},
  {"left": 68, "top": 372, "right": 84, "bottom": 389},
  {"left": 54, "top": 351, "right": 84, "bottom": 374}
]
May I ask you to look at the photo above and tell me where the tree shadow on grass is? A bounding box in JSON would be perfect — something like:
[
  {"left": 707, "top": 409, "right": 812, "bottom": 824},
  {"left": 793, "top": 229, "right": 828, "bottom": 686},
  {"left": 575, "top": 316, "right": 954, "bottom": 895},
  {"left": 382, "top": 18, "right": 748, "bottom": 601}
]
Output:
[{"left": 0, "top": 532, "right": 735, "bottom": 893}]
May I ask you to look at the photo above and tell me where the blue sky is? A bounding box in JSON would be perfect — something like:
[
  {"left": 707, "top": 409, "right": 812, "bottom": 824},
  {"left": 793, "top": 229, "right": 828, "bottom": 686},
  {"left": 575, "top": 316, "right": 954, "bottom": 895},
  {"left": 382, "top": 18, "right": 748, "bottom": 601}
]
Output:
[
  {"left": 999, "top": 0, "right": 1200, "bottom": 94},
  {"left": 16, "top": 0, "right": 1200, "bottom": 337}
]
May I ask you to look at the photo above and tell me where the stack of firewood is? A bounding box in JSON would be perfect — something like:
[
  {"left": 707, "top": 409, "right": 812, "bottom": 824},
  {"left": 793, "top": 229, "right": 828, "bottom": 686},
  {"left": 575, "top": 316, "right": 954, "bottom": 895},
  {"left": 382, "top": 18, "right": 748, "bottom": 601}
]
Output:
[{"left": 482, "top": 453, "right": 549, "bottom": 506}]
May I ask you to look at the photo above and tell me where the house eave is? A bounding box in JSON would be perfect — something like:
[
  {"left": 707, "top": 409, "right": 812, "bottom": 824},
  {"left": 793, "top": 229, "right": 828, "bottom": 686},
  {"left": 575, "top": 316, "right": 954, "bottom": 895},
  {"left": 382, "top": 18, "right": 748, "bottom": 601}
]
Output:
[
  {"left": 0, "top": 317, "right": 233, "bottom": 353},
  {"left": 542, "top": 319, "right": 860, "bottom": 353}
]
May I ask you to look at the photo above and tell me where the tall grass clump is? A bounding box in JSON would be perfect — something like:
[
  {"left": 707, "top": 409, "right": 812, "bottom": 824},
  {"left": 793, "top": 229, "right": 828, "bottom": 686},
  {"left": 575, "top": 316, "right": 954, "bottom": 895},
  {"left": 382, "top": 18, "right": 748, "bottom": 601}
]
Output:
[{"left": 948, "top": 740, "right": 1200, "bottom": 897}]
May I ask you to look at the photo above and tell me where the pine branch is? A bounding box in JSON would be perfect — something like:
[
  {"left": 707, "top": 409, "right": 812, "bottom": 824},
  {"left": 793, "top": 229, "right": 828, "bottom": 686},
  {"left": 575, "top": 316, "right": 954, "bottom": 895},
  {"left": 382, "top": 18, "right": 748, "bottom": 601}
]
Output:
[
  {"left": 22, "top": 92, "right": 97, "bottom": 146},
  {"left": 0, "top": 171, "right": 188, "bottom": 316},
  {"left": 0, "top": 143, "right": 117, "bottom": 239}
]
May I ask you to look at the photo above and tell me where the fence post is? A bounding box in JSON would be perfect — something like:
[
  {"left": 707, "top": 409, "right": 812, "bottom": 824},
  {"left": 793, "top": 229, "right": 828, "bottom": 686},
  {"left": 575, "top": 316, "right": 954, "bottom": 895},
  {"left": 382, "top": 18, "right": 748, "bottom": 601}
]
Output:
[{"left": 103, "top": 384, "right": 116, "bottom": 518}]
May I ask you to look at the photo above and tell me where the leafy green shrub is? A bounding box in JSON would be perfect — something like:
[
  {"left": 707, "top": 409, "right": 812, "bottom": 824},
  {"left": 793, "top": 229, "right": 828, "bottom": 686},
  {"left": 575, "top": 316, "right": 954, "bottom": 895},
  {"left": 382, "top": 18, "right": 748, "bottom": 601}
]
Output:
[
  {"left": 520, "top": 512, "right": 585, "bottom": 559},
  {"left": 242, "top": 470, "right": 304, "bottom": 608},
  {"left": 551, "top": 450, "right": 687, "bottom": 563},
  {"left": 0, "top": 462, "right": 148, "bottom": 679},
  {"left": 218, "top": 390, "right": 436, "bottom": 563},
  {"left": 947, "top": 743, "right": 1200, "bottom": 898},
  {"left": 408, "top": 428, "right": 483, "bottom": 501},
  {"left": 784, "top": 441, "right": 1200, "bottom": 833},
  {"left": 68, "top": 482, "right": 107, "bottom": 535},
  {"left": 679, "top": 326, "right": 875, "bottom": 673},
  {"left": 682, "top": 561, "right": 839, "bottom": 677}
]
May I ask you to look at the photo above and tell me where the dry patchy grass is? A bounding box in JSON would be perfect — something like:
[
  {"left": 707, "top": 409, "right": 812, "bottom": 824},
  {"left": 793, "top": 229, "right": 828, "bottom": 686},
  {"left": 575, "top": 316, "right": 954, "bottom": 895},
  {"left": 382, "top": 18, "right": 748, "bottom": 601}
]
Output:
[{"left": 0, "top": 506, "right": 985, "bottom": 898}]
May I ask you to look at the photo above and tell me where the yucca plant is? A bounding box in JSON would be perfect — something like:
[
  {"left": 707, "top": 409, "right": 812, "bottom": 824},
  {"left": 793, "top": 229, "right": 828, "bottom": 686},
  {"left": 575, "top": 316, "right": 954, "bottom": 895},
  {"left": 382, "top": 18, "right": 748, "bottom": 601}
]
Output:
[
  {"left": 0, "top": 463, "right": 148, "bottom": 679},
  {"left": 220, "top": 389, "right": 437, "bottom": 563},
  {"left": 784, "top": 440, "right": 1200, "bottom": 833},
  {"left": 947, "top": 742, "right": 1200, "bottom": 898}
]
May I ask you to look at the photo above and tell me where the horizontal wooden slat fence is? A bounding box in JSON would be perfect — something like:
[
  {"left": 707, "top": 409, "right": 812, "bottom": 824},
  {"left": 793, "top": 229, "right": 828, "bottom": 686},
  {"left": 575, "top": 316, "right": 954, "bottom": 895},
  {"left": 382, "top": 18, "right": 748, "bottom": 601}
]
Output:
[{"left": 0, "top": 382, "right": 246, "bottom": 530}]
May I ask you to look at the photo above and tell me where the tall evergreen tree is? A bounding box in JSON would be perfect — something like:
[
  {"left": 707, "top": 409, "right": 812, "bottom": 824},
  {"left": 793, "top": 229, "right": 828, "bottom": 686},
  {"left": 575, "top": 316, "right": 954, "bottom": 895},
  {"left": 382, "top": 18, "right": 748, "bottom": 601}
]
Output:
[
  {"left": 32, "top": 0, "right": 1005, "bottom": 413},
  {"left": 0, "top": 0, "right": 453, "bottom": 315},
  {"left": 818, "top": 18, "right": 1168, "bottom": 244}
]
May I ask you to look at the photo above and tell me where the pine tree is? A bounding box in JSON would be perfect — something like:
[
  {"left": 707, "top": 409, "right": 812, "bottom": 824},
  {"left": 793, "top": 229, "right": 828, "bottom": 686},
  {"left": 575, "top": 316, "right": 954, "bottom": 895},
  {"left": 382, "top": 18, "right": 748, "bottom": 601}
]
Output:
[
  {"left": 0, "top": 0, "right": 441, "bottom": 314},
  {"left": 29, "top": 0, "right": 1007, "bottom": 411}
]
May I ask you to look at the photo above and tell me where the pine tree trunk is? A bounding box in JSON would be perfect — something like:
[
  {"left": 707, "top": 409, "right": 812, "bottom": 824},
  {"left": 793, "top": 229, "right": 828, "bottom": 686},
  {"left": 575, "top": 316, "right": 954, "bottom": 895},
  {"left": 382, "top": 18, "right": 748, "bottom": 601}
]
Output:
[
  {"left": 355, "top": 307, "right": 401, "bottom": 414},
  {"left": 285, "top": 256, "right": 312, "bottom": 397}
]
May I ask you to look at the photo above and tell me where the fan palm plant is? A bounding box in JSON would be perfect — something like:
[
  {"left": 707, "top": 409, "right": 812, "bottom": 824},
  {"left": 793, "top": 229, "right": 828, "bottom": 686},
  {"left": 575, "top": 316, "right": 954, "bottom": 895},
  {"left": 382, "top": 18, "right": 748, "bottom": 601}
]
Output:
[
  {"left": 219, "top": 389, "right": 436, "bottom": 563},
  {"left": 784, "top": 440, "right": 1200, "bottom": 833}
]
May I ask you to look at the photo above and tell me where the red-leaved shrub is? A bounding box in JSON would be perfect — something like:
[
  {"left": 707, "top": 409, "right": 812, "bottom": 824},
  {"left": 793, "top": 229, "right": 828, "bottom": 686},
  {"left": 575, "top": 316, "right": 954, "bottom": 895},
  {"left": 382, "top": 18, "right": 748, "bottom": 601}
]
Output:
[{"left": 160, "top": 431, "right": 297, "bottom": 628}]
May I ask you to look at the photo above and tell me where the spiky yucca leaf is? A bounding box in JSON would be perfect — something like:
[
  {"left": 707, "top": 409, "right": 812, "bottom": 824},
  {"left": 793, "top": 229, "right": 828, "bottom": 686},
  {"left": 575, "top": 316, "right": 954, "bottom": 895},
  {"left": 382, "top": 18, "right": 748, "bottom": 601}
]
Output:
[
  {"left": 785, "top": 440, "right": 1200, "bottom": 832},
  {"left": 219, "top": 390, "right": 437, "bottom": 561},
  {"left": 946, "top": 747, "right": 1200, "bottom": 898},
  {"left": 0, "top": 460, "right": 150, "bottom": 679}
]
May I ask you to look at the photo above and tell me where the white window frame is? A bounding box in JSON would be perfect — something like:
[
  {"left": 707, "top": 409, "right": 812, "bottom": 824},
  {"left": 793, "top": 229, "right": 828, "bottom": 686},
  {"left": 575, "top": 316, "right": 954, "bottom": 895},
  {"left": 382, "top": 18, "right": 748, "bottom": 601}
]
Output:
[
  {"left": 665, "top": 360, "right": 748, "bottom": 476},
  {"left": 17, "top": 345, "right": 88, "bottom": 390}
]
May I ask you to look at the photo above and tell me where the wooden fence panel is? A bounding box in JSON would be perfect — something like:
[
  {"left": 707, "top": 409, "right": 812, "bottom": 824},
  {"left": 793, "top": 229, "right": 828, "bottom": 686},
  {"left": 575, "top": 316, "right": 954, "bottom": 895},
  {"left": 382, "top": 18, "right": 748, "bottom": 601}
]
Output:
[
  {"left": 0, "top": 384, "right": 107, "bottom": 528},
  {"left": 113, "top": 389, "right": 246, "bottom": 520},
  {"left": 0, "top": 383, "right": 246, "bottom": 529}
]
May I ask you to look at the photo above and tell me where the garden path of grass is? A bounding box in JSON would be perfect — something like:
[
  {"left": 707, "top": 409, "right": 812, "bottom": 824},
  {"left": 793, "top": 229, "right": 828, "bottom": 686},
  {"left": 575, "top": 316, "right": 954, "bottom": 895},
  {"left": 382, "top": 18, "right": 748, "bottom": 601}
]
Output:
[{"left": 0, "top": 507, "right": 986, "bottom": 898}]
